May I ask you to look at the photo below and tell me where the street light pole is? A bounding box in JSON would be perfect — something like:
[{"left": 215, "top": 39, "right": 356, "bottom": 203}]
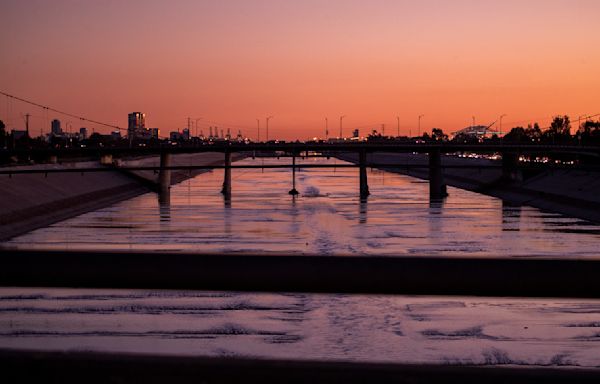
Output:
[
  {"left": 195, "top": 118, "right": 202, "bottom": 138},
  {"left": 256, "top": 119, "right": 260, "bottom": 142},
  {"left": 339, "top": 115, "right": 346, "bottom": 138},
  {"left": 418, "top": 114, "right": 424, "bottom": 137},
  {"left": 266, "top": 116, "right": 273, "bottom": 141},
  {"left": 325, "top": 117, "right": 329, "bottom": 139},
  {"left": 499, "top": 114, "right": 507, "bottom": 135},
  {"left": 396, "top": 116, "right": 400, "bottom": 137}
]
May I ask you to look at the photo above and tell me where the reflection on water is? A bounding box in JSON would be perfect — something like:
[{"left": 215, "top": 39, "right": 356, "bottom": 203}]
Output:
[
  {"left": 2, "top": 157, "right": 600, "bottom": 366},
  {"left": 6, "top": 157, "right": 599, "bottom": 257},
  {"left": 1, "top": 288, "right": 600, "bottom": 367}
]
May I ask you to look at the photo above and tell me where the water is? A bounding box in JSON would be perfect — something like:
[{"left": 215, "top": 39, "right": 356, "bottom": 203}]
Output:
[
  {"left": 2, "top": 157, "right": 600, "bottom": 367},
  {"left": 5, "top": 157, "right": 599, "bottom": 256}
]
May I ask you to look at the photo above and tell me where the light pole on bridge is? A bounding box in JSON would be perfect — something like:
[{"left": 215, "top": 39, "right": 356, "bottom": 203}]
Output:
[
  {"left": 256, "top": 119, "right": 260, "bottom": 142},
  {"left": 266, "top": 116, "right": 273, "bottom": 142},
  {"left": 194, "top": 118, "right": 202, "bottom": 138},
  {"left": 499, "top": 114, "right": 507, "bottom": 136},
  {"left": 418, "top": 114, "right": 424, "bottom": 137},
  {"left": 339, "top": 115, "right": 346, "bottom": 139}
]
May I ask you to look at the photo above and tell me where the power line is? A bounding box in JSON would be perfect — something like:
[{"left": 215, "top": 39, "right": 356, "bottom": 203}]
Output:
[{"left": 0, "top": 90, "right": 126, "bottom": 132}]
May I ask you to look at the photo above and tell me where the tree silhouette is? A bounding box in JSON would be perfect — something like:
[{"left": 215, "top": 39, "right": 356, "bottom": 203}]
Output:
[
  {"left": 503, "top": 127, "right": 527, "bottom": 143},
  {"left": 544, "top": 115, "right": 571, "bottom": 144},
  {"left": 431, "top": 128, "right": 448, "bottom": 141}
]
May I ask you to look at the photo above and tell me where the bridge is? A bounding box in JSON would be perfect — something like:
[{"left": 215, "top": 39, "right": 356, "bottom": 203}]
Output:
[
  {"left": 2, "top": 142, "right": 599, "bottom": 201},
  {"left": 3, "top": 144, "right": 600, "bottom": 382}
]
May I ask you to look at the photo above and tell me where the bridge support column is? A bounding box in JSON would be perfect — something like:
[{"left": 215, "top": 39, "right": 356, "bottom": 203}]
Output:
[
  {"left": 502, "top": 152, "right": 522, "bottom": 182},
  {"left": 429, "top": 149, "right": 447, "bottom": 199},
  {"left": 99, "top": 154, "right": 113, "bottom": 166},
  {"left": 359, "top": 150, "right": 370, "bottom": 198},
  {"left": 289, "top": 152, "right": 299, "bottom": 195},
  {"left": 159, "top": 152, "right": 171, "bottom": 202},
  {"left": 221, "top": 151, "right": 232, "bottom": 199}
]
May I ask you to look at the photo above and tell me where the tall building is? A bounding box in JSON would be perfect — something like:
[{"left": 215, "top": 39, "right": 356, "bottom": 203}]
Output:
[
  {"left": 51, "top": 119, "right": 62, "bottom": 136},
  {"left": 79, "top": 127, "right": 88, "bottom": 140},
  {"left": 127, "top": 112, "right": 146, "bottom": 139}
]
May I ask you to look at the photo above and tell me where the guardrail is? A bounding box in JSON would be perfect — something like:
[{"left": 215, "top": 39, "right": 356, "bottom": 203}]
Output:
[
  {"left": 2, "top": 250, "right": 600, "bottom": 298},
  {"left": 1, "top": 163, "right": 599, "bottom": 176}
]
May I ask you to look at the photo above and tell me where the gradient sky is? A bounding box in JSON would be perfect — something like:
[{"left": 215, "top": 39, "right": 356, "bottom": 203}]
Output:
[{"left": 1, "top": 0, "right": 599, "bottom": 139}]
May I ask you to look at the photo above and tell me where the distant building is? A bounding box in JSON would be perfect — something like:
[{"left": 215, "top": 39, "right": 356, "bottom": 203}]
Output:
[
  {"left": 451, "top": 125, "right": 495, "bottom": 140},
  {"left": 182, "top": 128, "right": 190, "bottom": 141},
  {"left": 128, "top": 112, "right": 146, "bottom": 139},
  {"left": 170, "top": 131, "right": 183, "bottom": 141},
  {"left": 353, "top": 129, "right": 359, "bottom": 138},
  {"left": 111, "top": 130, "right": 122, "bottom": 140},
  {"left": 149, "top": 128, "right": 160, "bottom": 139},
  {"left": 79, "top": 127, "right": 88, "bottom": 140},
  {"left": 51, "top": 119, "right": 62, "bottom": 136}
]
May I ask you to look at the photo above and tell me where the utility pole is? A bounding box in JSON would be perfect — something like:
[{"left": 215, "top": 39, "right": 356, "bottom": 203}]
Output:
[
  {"left": 472, "top": 116, "right": 476, "bottom": 129},
  {"left": 325, "top": 117, "right": 329, "bottom": 139},
  {"left": 577, "top": 114, "right": 587, "bottom": 136},
  {"left": 25, "top": 113, "right": 30, "bottom": 136},
  {"left": 339, "top": 115, "right": 346, "bottom": 138},
  {"left": 418, "top": 114, "right": 424, "bottom": 137},
  {"left": 381, "top": 123, "right": 385, "bottom": 136},
  {"left": 396, "top": 116, "right": 400, "bottom": 137}
]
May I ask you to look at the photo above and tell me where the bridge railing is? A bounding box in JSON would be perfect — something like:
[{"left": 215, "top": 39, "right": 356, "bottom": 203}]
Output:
[{"left": 2, "top": 249, "right": 600, "bottom": 382}]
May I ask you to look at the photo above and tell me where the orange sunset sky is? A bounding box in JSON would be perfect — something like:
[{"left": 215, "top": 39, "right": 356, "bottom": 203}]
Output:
[{"left": 1, "top": 0, "right": 599, "bottom": 140}]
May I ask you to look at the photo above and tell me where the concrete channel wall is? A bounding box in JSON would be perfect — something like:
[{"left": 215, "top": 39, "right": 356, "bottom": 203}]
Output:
[
  {"left": 0, "top": 153, "right": 244, "bottom": 241},
  {"left": 337, "top": 152, "right": 600, "bottom": 223}
]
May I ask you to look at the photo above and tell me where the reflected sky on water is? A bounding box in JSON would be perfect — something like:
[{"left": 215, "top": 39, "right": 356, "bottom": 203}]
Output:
[{"left": 6, "top": 157, "right": 600, "bottom": 257}]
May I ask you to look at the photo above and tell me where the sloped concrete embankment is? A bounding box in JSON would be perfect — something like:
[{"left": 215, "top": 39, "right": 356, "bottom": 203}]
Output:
[
  {"left": 0, "top": 162, "right": 147, "bottom": 241},
  {"left": 336, "top": 152, "right": 600, "bottom": 223},
  {"left": 0, "top": 153, "right": 246, "bottom": 241}
]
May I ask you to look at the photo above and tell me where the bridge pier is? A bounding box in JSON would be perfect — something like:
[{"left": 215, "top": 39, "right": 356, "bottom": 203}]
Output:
[
  {"left": 502, "top": 151, "right": 522, "bottom": 182},
  {"left": 359, "top": 150, "right": 370, "bottom": 198},
  {"left": 221, "top": 151, "right": 232, "bottom": 199},
  {"left": 429, "top": 149, "right": 448, "bottom": 199},
  {"left": 159, "top": 152, "right": 171, "bottom": 202},
  {"left": 99, "top": 154, "right": 113, "bottom": 166},
  {"left": 289, "top": 152, "right": 299, "bottom": 195}
]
